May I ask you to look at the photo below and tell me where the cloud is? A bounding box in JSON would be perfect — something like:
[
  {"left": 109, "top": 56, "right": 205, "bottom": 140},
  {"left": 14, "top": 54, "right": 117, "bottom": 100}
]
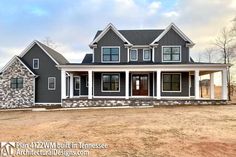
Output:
[
  {"left": 163, "top": 11, "right": 179, "bottom": 18},
  {"left": 148, "top": 1, "right": 161, "bottom": 15}
]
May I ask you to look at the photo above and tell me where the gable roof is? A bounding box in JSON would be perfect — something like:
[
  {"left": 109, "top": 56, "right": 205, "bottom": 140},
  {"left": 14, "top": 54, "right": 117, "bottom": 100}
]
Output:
[
  {"left": 19, "top": 40, "right": 69, "bottom": 65},
  {"left": 89, "top": 23, "right": 132, "bottom": 48},
  {"left": 151, "top": 23, "right": 195, "bottom": 46},
  {"left": 0, "top": 55, "right": 36, "bottom": 76}
]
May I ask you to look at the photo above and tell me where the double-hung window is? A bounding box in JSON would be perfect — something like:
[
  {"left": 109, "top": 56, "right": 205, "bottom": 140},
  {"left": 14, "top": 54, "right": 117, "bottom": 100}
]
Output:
[
  {"left": 143, "top": 49, "right": 151, "bottom": 61},
  {"left": 33, "top": 59, "right": 39, "bottom": 69},
  {"left": 102, "top": 47, "right": 119, "bottom": 62},
  {"left": 102, "top": 74, "right": 119, "bottom": 92},
  {"left": 162, "top": 46, "right": 181, "bottom": 62},
  {"left": 130, "top": 49, "right": 138, "bottom": 61},
  {"left": 162, "top": 74, "right": 181, "bottom": 92},
  {"left": 48, "top": 77, "right": 56, "bottom": 90},
  {"left": 10, "top": 78, "right": 23, "bottom": 89}
]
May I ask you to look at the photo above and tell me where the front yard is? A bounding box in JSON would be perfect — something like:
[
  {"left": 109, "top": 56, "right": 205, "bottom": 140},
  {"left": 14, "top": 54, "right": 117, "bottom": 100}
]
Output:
[{"left": 0, "top": 105, "right": 236, "bottom": 157}]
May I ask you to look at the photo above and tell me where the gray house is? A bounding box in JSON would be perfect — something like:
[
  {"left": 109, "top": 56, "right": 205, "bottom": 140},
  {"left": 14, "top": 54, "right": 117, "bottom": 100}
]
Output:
[{"left": 0, "top": 23, "right": 230, "bottom": 108}]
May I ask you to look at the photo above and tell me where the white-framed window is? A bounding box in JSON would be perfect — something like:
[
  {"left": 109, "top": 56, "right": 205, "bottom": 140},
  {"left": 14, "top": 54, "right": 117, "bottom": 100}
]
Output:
[
  {"left": 143, "top": 49, "right": 151, "bottom": 61},
  {"left": 101, "top": 46, "right": 120, "bottom": 62},
  {"left": 101, "top": 73, "right": 120, "bottom": 92},
  {"left": 162, "top": 73, "right": 181, "bottom": 92},
  {"left": 162, "top": 46, "right": 181, "bottom": 62},
  {"left": 48, "top": 77, "right": 56, "bottom": 90},
  {"left": 74, "top": 77, "right": 80, "bottom": 90},
  {"left": 33, "top": 58, "right": 39, "bottom": 69},
  {"left": 130, "top": 49, "right": 138, "bottom": 61}
]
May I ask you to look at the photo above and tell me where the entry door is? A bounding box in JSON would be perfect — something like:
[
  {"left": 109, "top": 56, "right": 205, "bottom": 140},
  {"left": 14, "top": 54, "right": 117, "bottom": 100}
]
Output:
[
  {"left": 132, "top": 74, "right": 148, "bottom": 96},
  {"left": 74, "top": 76, "right": 80, "bottom": 96}
]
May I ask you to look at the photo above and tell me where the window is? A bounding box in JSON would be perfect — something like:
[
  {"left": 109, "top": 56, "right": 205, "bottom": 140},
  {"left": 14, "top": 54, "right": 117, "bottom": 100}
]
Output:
[
  {"left": 102, "top": 47, "right": 119, "bottom": 62},
  {"left": 102, "top": 74, "right": 119, "bottom": 92},
  {"left": 74, "top": 77, "right": 80, "bottom": 90},
  {"left": 130, "top": 49, "right": 138, "bottom": 61},
  {"left": 33, "top": 59, "right": 39, "bottom": 69},
  {"left": 162, "top": 46, "right": 181, "bottom": 62},
  {"left": 143, "top": 49, "right": 151, "bottom": 61},
  {"left": 86, "top": 76, "right": 88, "bottom": 87},
  {"left": 10, "top": 78, "right": 23, "bottom": 89},
  {"left": 162, "top": 74, "right": 181, "bottom": 92},
  {"left": 48, "top": 77, "right": 56, "bottom": 90}
]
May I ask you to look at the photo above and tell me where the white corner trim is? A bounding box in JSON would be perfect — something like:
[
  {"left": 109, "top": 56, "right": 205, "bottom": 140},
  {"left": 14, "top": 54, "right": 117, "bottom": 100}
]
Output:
[
  {"left": 130, "top": 49, "right": 138, "bottom": 61},
  {"left": 150, "top": 23, "right": 195, "bottom": 46},
  {"left": 143, "top": 49, "right": 151, "bottom": 61},
  {"left": 48, "top": 77, "right": 56, "bottom": 90},
  {"left": 101, "top": 73, "right": 120, "bottom": 92},
  {"left": 101, "top": 46, "right": 120, "bottom": 63},
  {"left": 161, "top": 45, "right": 182, "bottom": 62},
  {"left": 33, "top": 58, "right": 39, "bottom": 69},
  {"left": 89, "top": 23, "right": 132, "bottom": 47},
  {"left": 161, "top": 73, "right": 182, "bottom": 93}
]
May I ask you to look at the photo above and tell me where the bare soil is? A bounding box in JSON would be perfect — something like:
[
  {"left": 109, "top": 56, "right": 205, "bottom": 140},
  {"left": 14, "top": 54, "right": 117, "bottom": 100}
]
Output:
[{"left": 0, "top": 105, "right": 236, "bottom": 157}]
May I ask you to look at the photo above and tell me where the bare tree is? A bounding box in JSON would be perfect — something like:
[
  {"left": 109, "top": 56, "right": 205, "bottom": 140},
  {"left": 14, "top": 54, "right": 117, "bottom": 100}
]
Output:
[
  {"left": 214, "top": 27, "right": 235, "bottom": 100},
  {"left": 42, "top": 37, "right": 56, "bottom": 48},
  {"left": 204, "top": 48, "right": 215, "bottom": 63},
  {"left": 197, "top": 52, "right": 202, "bottom": 62}
]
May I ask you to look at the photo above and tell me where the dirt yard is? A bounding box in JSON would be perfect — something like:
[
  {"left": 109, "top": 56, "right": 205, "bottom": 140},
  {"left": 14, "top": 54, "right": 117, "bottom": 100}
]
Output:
[{"left": 0, "top": 105, "right": 236, "bottom": 157}]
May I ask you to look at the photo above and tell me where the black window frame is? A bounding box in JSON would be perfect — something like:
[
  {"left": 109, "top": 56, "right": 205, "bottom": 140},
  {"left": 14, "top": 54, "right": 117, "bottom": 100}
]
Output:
[
  {"left": 163, "top": 46, "right": 181, "bottom": 62},
  {"left": 10, "top": 78, "right": 23, "bottom": 89},
  {"left": 102, "top": 74, "right": 120, "bottom": 92},
  {"left": 162, "top": 74, "right": 181, "bottom": 92},
  {"left": 102, "top": 47, "right": 120, "bottom": 62}
]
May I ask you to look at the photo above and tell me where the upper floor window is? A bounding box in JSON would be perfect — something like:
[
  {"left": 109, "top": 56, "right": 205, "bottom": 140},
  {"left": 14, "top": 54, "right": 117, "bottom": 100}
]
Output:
[
  {"left": 162, "top": 46, "right": 181, "bottom": 62},
  {"left": 130, "top": 49, "right": 138, "bottom": 61},
  {"left": 10, "top": 78, "right": 23, "bottom": 89},
  {"left": 48, "top": 77, "right": 56, "bottom": 90},
  {"left": 143, "top": 49, "right": 151, "bottom": 61},
  {"left": 102, "top": 47, "right": 120, "bottom": 62},
  {"left": 33, "top": 58, "right": 39, "bottom": 69}
]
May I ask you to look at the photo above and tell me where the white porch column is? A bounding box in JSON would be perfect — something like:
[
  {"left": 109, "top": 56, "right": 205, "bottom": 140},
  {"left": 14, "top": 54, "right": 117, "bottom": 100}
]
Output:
[
  {"left": 221, "top": 69, "right": 228, "bottom": 100},
  {"left": 152, "top": 47, "right": 155, "bottom": 62},
  {"left": 69, "top": 73, "right": 74, "bottom": 98},
  {"left": 210, "top": 73, "right": 215, "bottom": 99},
  {"left": 61, "top": 70, "right": 66, "bottom": 99},
  {"left": 156, "top": 70, "right": 161, "bottom": 99},
  {"left": 88, "top": 70, "right": 93, "bottom": 99},
  {"left": 195, "top": 69, "right": 200, "bottom": 99},
  {"left": 125, "top": 70, "right": 129, "bottom": 99}
]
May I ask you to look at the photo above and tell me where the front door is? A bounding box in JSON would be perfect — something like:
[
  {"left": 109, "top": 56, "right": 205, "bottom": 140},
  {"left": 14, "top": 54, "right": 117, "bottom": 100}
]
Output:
[{"left": 132, "top": 74, "right": 148, "bottom": 96}]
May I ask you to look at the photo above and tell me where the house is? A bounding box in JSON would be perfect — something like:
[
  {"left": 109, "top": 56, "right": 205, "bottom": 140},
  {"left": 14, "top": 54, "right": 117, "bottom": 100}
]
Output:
[
  {"left": 0, "top": 40, "right": 68, "bottom": 108},
  {"left": 58, "top": 23, "right": 230, "bottom": 107},
  {"left": 0, "top": 23, "right": 230, "bottom": 108}
]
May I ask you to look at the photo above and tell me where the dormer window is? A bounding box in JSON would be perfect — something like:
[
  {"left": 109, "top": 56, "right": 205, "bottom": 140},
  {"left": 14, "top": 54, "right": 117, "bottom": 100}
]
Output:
[
  {"left": 162, "top": 46, "right": 181, "bottom": 62},
  {"left": 143, "top": 49, "right": 151, "bottom": 61},
  {"left": 102, "top": 47, "right": 120, "bottom": 62},
  {"left": 130, "top": 49, "right": 138, "bottom": 61},
  {"left": 33, "top": 58, "right": 39, "bottom": 69}
]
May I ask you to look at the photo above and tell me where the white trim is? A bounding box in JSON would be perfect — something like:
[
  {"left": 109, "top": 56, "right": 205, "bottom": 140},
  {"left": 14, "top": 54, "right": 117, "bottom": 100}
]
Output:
[
  {"left": 101, "top": 46, "right": 120, "bottom": 63},
  {"left": 33, "top": 58, "right": 39, "bottom": 69},
  {"left": 69, "top": 73, "right": 74, "bottom": 98},
  {"left": 153, "top": 71, "right": 155, "bottom": 97},
  {"left": 160, "top": 96, "right": 190, "bottom": 99},
  {"left": 92, "top": 48, "right": 95, "bottom": 63},
  {"left": 19, "top": 40, "right": 59, "bottom": 65},
  {"left": 195, "top": 70, "right": 200, "bottom": 99},
  {"left": 125, "top": 70, "right": 129, "bottom": 99},
  {"left": 210, "top": 73, "right": 215, "bottom": 99},
  {"left": 130, "top": 96, "right": 153, "bottom": 98},
  {"left": 88, "top": 70, "right": 93, "bottom": 99},
  {"left": 162, "top": 45, "right": 182, "bottom": 62},
  {"left": 101, "top": 73, "right": 120, "bottom": 92},
  {"left": 93, "top": 96, "right": 125, "bottom": 99},
  {"left": 89, "top": 23, "right": 132, "bottom": 47},
  {"left": 131, "top": 73, "right": 150, "bottom": 96},
  {"left": 152, "top": 47, "right": 155, "bottom": 62},
  {"left": 0, "top": 56, "right": 36, "bottom": 76},
  {"left": 127, "top": 47, "right": 129, "bottom": 62},
  {"left": 162, "top": 73, "right": 182, "bottom": 92},
  {"left": 221, "top": 69, "right": 228, "bottom": 100},
  {"left": 150, "top": 23, "right": 195, "bottom": 46},
  {"left": 48, "top": 77, "right": 56, "bottom": 90},
  {"left": 143, "top": 49, "right": 151, "bottom": 61},
  {"left": 61, "top": 70, "right": 66, "bottom": 100},
  {"left": 130, "top": 49, "right": 138, "bottom": 61},
  {"left": 131, "top": 45, "right": 151, "bottom": 48}
]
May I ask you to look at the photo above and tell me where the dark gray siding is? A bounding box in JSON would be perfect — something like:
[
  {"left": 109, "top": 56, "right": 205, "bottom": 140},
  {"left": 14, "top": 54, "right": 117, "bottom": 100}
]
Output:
[
  {"left": 190, "top": 75, "right": 195, "bottom": 96},
  {"left": 94, "top": 72, "right": 125, "bottom": 96},
  {"left": 21, "top": 44, "right": 61, "bottom": 103},
  {"left": 154, "top": 28, "right": 190, "bottom": 63},
  {"left": 130, "top": 49, "right": 152, "bottom": 62},
  {"left": 80, "top": 75, "right": 88, "bottom": 95},
  {"left": 94, "top": 29, "right": 127, "bottom": 63},
  {"left": 161, "top": 72, "right": 189, "bottom": 97}
]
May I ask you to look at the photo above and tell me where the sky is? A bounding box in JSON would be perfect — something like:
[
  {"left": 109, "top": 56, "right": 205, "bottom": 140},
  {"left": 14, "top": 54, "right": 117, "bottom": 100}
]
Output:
[{"left": 0, "top": 0, "right": 236, "bottom": 83}]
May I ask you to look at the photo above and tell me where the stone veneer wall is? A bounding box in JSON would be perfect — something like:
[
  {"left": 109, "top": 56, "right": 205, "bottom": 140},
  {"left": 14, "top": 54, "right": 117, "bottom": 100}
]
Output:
[
  {"left": 62, "top": 98, "right": 227, "bottom": 108},
  {"left": 0, "top": 59, "right": 35, "bottom": 108}
]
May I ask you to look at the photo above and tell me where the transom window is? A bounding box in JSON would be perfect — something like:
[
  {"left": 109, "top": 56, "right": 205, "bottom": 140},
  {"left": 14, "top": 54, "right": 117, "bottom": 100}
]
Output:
[
  {"left": 143, "top": 49, "right": 151, "bottom": 61},
  {"left": 163, "top": 46, "right": 181, "bottom": 62},
  {"left": 48, "top": 77, "right": 56, "bottom": 90},
  {"left": 130, "top": 49, "right": 138, "bottom": 61},
  {"left": 10, "top": 78, "right": 23, "bottom": 89},
  {"left": 162, "top": 74, "right": 181, "bottom": 92},
  {"left": 102, "top": 47, "right": 119, "bottom": 62},
  {"left": 102, "top": 74, "right": 119, "bottom": 92},
  {"left": 33, "top": 58, "right": 39, "bottom": 69}
]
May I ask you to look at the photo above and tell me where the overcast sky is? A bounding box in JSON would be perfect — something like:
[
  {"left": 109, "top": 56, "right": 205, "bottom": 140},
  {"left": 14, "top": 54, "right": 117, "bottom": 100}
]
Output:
[{"left": 0, "top": 0, "right": 235, "bottom": 72}]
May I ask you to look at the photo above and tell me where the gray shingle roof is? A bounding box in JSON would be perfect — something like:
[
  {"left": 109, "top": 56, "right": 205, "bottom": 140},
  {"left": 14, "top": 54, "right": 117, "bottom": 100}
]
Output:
[
  {"left": 82, "top": 54, "right": 93, "bottom": 63},
  {"left": 95, "top": 29, "right": 164, "bottom": 45},
  {"left": 36, "top": 41, "right": 69, "bottom": 64}
]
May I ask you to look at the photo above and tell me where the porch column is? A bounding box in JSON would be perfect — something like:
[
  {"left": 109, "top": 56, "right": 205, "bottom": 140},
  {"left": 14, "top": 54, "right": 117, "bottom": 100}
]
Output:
[
  {"left": 88, "top": 70, "right": 93, "bottom": 99},
  {"left": 69, "top": 73, "right": 74, "bottom": 98},
  {"left": 195, "top": 69, "right": 200, "bottom": 99},
  {"left": 221, "top": 69, "right": 228, "bottom": 100},
  {"left": 156, "top": 70, "right": 161, "bottom": 99},
  {"left": 61, "top": 70, "right": 66, "bottom": 99},
  {"left": 125, "top": 70, "right": 129, "bottom": 99},
  {"left": 210, "top": 73, "right": 215, "bottom": 99}
]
